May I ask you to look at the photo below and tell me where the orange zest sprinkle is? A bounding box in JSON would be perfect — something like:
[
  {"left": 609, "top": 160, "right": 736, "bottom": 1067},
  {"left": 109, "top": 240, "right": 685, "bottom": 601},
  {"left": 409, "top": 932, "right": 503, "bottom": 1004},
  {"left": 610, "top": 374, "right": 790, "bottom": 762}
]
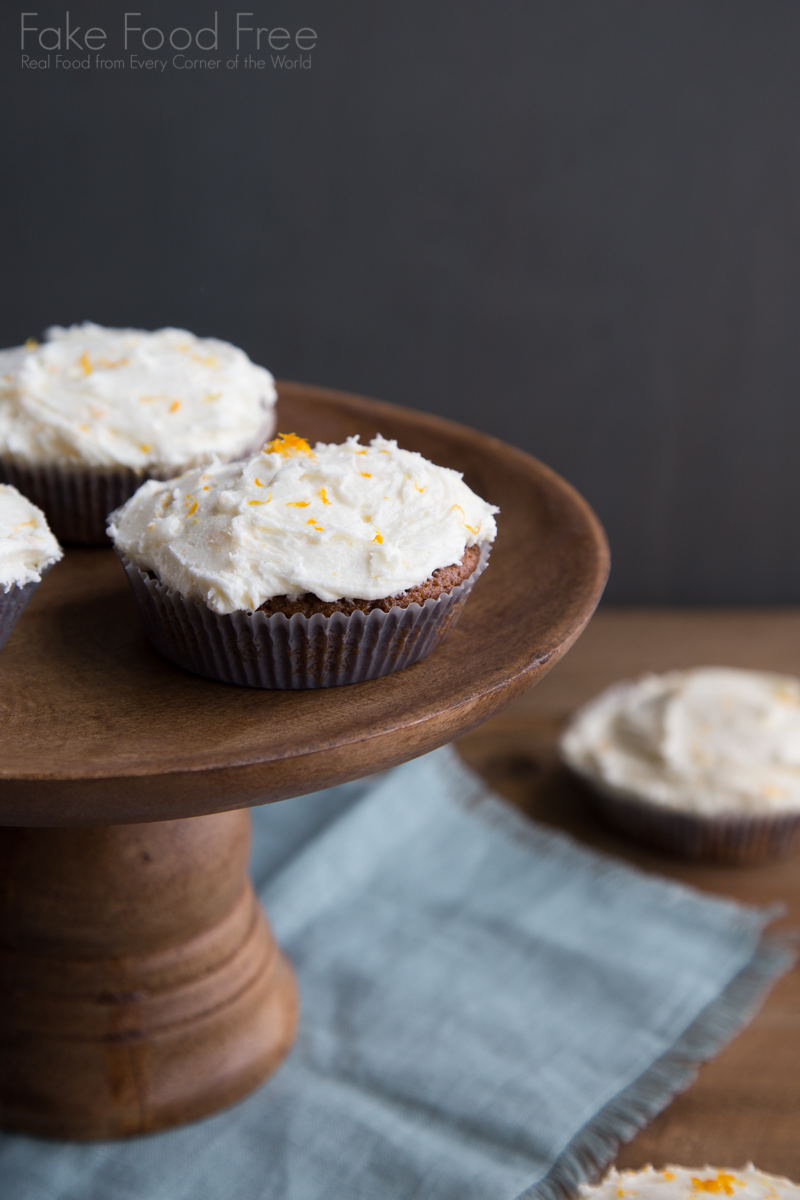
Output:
[
  {"left": 452, "top": 503, "right": 479, "bottom": 534},
  {"left": 255, "top": 477, "right": 265, "bottom": 487},
  {"left": 78, "top": 423, "right": 89, "bottom": 432},
  {"left": 287, "top": 500, "right": 310, "bottom": 507},
  {"left": 97, "top": 356, "right": 128, "bottom": 370},
  {"left": 691, "top": 1175, "right": 742, "bottom": 1196},
  {"left": 264, "top": 432, "right": 314, "bottom": 458},
  {"left": 248, "top": 500, "right": 266, "bottom": 505},
  {"left": 24, "top": 337, "right": 38, "bottom": 350},
  {"left": 373, "top": 531, "right": 383, "bottom": 544},
  {"left": 203, "top": 486, "right": 210, "bottom": 490},
  {"left": 360, "top": 472, "right": 372, "bottom": 478},
  {"left": 663, "top": 1176, "right": 675, "bottom": 1183},
  {"left": 140, "top": 443, "right": 151, "bottom": 453},
  {"left": 415, "top": 484, "right": 425, "bottom": 492},
  {"left": 307, "top": 519, "right": 324, "bottom": 531},
  {"left": 79, "top": 352, "right": 92, "bottom": 375},
  {"left": 188, "top": 501, "right": 197, "bottom": 515},
  {"left": 169, "top": 400, "right": 181, "bottom": 413},
  {"left": 320, "top": 487, "right": 331, "bottom": 504},
  {"left": 355, "top": 449, "right": 367, "bottom": 455}
]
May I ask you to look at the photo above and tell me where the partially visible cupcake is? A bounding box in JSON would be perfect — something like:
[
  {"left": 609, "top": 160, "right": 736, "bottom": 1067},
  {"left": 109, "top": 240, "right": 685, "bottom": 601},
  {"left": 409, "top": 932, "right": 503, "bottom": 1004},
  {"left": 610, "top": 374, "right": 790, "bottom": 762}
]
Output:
[
  {"left": 580, "top": 1166, "right": 800, "bottom": 1200},
  {"left": 561, "top": 668, "right": 800, "bottom": 863},
  {"left": 0, "top": 483, "right": 62, "bottom": 651},
  {"left": 109, "top": 432, "right": 498, "bottom": 688},
  {"left": 0, "top": 323, "right": 277, "bottom": 544}
]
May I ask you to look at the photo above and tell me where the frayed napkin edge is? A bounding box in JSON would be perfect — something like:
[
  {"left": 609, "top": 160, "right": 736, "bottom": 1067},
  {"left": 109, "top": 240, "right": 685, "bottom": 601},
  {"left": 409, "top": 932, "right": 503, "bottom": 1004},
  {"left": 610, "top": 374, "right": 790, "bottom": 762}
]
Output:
[
  {"left": 440, "top": 746, "right": 787, "bottom": 934},
  {"left": 516, "top": 932, "right": 795, "bottom": 1200},
  {"left": 432, "top": 744, "right": 796, "bottom": 1199}
]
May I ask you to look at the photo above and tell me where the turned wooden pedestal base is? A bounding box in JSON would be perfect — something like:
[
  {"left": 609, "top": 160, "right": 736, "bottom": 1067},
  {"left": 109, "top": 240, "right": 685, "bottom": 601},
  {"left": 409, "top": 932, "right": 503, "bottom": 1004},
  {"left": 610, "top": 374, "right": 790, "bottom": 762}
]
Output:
[{"left": 0, "top": 810, "right": 298, "bottom": 1140}]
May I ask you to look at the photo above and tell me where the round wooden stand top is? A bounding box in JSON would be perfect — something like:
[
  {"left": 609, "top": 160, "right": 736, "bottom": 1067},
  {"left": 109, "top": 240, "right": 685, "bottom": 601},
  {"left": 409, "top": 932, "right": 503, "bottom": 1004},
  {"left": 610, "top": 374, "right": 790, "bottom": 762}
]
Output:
[{"left": 0, "top": 382, "right": 609, "bottom": 828}]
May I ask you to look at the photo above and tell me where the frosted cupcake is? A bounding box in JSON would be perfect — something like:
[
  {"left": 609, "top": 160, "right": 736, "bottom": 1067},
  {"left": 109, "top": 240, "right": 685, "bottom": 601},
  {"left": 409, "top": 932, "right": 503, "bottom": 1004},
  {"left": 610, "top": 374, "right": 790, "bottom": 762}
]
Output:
[
  {"left": 0, "top": 323, "right": 277, "bottom": 544},
  {"left": 561, "top": 667, "right": 800, "bottom": 863},
  {"left": 580, "top": 1166, "right": 800, "bottom": 1200},
  {"left": 0, "top": 483, "right": 62, "bottom": 651},
  {"left": 109, "top": 432, "right": 498, "bottom": 688}
]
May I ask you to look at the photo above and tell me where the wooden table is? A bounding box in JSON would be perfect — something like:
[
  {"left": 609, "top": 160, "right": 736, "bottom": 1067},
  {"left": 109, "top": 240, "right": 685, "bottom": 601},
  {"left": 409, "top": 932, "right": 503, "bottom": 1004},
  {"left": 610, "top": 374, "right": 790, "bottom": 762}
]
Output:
[{"left": 457, "top": 607, "right": 800, "bottom": 1179}]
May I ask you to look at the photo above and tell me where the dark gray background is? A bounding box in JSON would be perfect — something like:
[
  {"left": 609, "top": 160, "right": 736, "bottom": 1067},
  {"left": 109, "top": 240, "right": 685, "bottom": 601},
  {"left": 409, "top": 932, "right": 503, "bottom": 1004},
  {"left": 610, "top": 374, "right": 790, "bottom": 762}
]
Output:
[{"left": 3, "top": 1, "right": 799, "bottom": 603}]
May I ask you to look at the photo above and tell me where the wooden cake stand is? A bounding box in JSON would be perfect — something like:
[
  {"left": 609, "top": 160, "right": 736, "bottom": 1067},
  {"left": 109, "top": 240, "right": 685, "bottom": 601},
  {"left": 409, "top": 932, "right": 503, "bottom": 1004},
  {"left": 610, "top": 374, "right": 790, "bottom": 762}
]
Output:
[{"left": 0, "top": 383, "right": 608, "bottom": 1140}]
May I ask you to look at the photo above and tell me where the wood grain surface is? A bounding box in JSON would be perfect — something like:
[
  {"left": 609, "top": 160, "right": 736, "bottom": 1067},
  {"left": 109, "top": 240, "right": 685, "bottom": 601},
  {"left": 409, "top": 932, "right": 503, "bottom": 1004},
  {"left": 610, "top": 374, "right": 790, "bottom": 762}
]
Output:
[
  {"left": 0, "top": 382, "right": 608, "bottom": 1140},
  {"left": 0, "top": 381, "right": 608, "bottom": 826},
  {"left": 457, "top": 607, "right": 800, "bottom": 1179},
  {"left": 0, "top": 810, "right": 298, "bottom": 1139}
]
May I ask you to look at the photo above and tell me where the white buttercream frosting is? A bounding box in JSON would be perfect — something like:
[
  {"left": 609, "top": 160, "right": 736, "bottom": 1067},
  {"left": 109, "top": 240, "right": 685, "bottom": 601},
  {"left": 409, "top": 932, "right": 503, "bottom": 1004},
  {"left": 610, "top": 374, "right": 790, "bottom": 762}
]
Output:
[
  {"left": 561, "top": 667, "right": 800, "bottom": 816},
  {"left": 580, "top": 1166, "right": 799, "bottom": 1200},
  {"left": 0, "top": 483, "right": 62, "bottom": 592},
  {"left": 109, "top": 433, "right": 498, "bottom": 613},
  {"left": 0, "top": 323, "right": 276, "bottom": 470}
]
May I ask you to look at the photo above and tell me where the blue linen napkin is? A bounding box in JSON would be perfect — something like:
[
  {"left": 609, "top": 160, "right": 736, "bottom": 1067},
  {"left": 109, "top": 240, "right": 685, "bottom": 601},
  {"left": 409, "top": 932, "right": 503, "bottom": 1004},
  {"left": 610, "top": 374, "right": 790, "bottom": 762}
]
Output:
[{"left": 0, "top": 747, "right": 792, "bottom": 1200}]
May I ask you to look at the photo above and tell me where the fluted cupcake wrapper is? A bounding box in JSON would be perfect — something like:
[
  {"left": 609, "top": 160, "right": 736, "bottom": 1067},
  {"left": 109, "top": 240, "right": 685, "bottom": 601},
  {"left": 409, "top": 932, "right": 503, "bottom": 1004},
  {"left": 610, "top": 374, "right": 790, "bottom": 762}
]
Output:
[
  {"left": 0, "top": 560, "right": 56, "bottom": 652},
  {"left": 0, "top": 418, "right": 276, "bottom": 546},
  {"left": 569, "top": 769, "right": 800, "bottom": 865},
  {"left": 0, "top": 460, "right": 148, "bottom": 545},
  {"left": 120, "top": 544, "right": 490, "bottom": 689}
]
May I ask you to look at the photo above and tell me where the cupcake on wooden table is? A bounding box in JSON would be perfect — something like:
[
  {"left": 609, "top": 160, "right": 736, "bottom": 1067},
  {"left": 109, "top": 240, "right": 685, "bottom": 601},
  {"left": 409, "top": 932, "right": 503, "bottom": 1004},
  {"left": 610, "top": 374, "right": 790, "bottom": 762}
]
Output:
[
  {"left": 109, "top": 432, "right": 498, "bottom": 688},
  {"left": 561, "top": 667, "right": 800, "bottom": 863},
  {"left": 0, "top": 323, "right": 277, "bottom": 544},
  {"left": 581, "top": 1167, "right": 800, "bottom": 1200},
  {"left": 0, "top": 483, "right": 62, "bottom": 651}
]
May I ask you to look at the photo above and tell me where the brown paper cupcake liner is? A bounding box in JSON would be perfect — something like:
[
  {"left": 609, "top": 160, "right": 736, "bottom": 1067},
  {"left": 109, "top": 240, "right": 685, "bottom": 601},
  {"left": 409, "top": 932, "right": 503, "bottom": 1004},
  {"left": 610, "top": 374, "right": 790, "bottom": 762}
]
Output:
[
  {"left": 570, "top": 771, "right": 800, "bottom": 865},
  {"left": 0, "top": 580, "right": 38, "bottom": 651},
  {"left": 0, "top": 459, "right": 148, "bottom": 545},
  {"left": 0, "top": 560, "right": 55, "bottom": 652},
  {"left": 120, "top": 544, "right": 490, "bottom": 689},
  {"left": 0, "top": 416, "right": 276, "bottom": 546}
]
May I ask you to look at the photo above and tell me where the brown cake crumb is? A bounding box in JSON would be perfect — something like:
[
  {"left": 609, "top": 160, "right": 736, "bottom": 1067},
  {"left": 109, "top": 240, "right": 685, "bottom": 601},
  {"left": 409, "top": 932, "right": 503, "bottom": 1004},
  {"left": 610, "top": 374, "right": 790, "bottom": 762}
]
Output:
[{"left": 257, "top": 544, "right": 482, "bottom": 617}]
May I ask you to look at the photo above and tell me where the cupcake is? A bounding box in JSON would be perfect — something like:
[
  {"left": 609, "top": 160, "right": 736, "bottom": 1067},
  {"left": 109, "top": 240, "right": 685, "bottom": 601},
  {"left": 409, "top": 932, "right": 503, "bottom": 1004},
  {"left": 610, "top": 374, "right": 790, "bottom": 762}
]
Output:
[
  {"left": 109, "top": 432, "right": 498, "bottom": 688},
  {"left": 561, "top": 668, "right": 800, "bottom": 863},
  {"left": 0, "top": 323, "right": 277, "bottom": 544},
  {"left": 0, "top": 483, "right": 62, "bottom": 651},
  {"left": 580, "top": 1166, "right": 799, "bottom": 1200}
]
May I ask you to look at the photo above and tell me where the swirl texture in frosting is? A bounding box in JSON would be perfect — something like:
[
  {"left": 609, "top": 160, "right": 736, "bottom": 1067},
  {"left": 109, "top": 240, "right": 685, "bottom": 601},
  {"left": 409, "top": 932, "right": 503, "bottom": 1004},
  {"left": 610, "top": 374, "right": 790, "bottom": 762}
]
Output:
[
  {"left": 561, "top": 667, "right": 800, "bottom": 815},
  {"left": 109, "top": 433, "right": 498, "bottom": 613},
  {"left": 0, "top": 323, "right": 276, "bottom": 470}
]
